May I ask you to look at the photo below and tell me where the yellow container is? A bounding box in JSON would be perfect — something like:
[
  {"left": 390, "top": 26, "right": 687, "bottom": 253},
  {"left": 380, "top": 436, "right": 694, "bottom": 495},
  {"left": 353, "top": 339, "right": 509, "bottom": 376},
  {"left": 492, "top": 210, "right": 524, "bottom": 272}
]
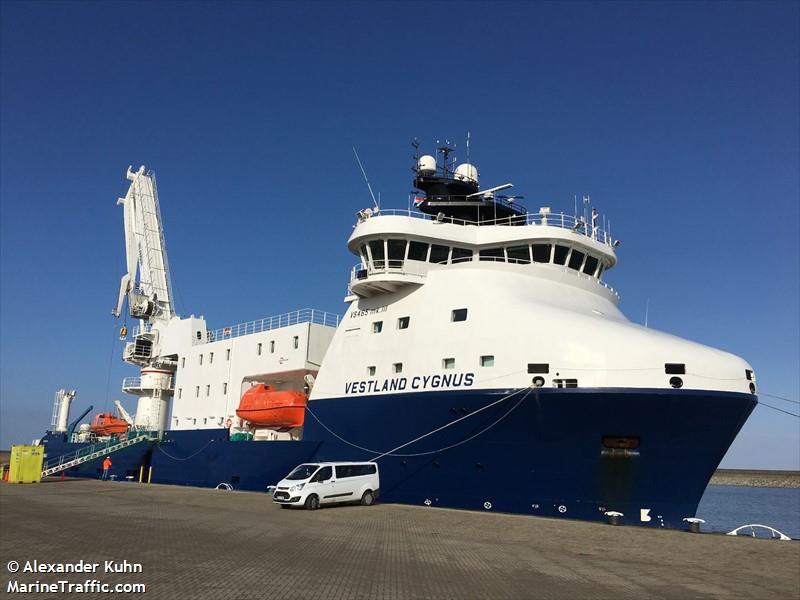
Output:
[{"left": 8, "top": 445, "right": 44, "bottom": 484}]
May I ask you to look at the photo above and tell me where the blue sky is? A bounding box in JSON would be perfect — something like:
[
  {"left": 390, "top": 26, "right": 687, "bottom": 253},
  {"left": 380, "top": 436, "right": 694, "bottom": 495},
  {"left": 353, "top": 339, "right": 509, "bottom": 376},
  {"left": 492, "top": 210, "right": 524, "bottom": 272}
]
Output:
[{"left": 1, "top": 1, "right": 797, "bottom": 468}]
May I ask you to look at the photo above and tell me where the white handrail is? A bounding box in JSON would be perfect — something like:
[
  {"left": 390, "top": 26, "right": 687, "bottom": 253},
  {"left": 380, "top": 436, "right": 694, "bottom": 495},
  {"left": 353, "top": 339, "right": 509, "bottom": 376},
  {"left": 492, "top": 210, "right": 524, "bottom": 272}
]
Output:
[
  {"left": 356, "top": 209, "right": 613, "bottom": 246},
  {"left": 206, "top": 308, "right": 341, "bottom": 343}
]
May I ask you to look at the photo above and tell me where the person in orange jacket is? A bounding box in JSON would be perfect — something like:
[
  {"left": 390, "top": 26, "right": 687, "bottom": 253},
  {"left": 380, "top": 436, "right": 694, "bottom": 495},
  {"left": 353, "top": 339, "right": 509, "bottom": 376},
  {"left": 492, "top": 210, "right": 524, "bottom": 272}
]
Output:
[{"left": 102, "top": 456, "right": 112, "bottom": 480}]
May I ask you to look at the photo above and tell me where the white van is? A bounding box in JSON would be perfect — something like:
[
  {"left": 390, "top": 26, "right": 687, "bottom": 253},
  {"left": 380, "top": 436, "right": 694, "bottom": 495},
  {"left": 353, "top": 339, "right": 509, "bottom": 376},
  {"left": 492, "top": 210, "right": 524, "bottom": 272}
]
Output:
[{"left": 272, "top": 462, "right": 379, "bottom": 510}]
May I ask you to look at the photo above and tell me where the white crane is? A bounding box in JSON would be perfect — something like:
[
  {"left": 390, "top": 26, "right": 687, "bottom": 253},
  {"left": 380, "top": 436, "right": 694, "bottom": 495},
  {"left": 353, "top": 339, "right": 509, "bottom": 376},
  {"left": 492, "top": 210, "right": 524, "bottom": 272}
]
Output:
[
  {"left": 113, "top": 166, "right": 174, "bottom": 322},
  {"left": 113, "top": 166, "right": 184, "bottom": 434}
]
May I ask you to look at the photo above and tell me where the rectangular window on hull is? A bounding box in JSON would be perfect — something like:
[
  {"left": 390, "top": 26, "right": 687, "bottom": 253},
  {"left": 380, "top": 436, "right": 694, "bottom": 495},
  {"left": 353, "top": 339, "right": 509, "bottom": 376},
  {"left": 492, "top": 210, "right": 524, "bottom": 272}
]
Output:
[
  {"left": 223, "top": 382, "right": 228, "bottom": 395},
  {"left": 293, "top": 336, "right": 299, "bottom": 349},
  {"left": 393, "top": 363, "right": 403, "bottom": 373},
  {"left": 664, "top": 363, "right": 686, "bottom": 375},
  {"left": 443, "top": 358, "right": 455, "bottom": 369},
  {"left": 257, "top": 343, "right": 262, "bottom": 356},
  {"left": 480, "top": 355, "right": 494, "bottom": 367},
  {"left": 568, "top": 250, "right": 585, "bottom": 271},
  {"left": 209, "top": 352, "right": 214, "bottom": 364},
  {"left": 452, "top": 308, "right": 468, "bottom": 322},
  {"left": 429, "top": 244, "right": 450, "bottom": 264},
  {"left": 407, "top": 241, "right": 429, "bottom": 262},
  {"left": 367, "top": 366, "right": 376, "bottom": 377},
  {"left": 528, "top": 363, "right": 549, "bottom": 374},
  {"left": 532, "top": 244, "right": 552, "bottom": 263},
  {"left": 479, "top": 247, "right": 505, "bottom": 262},
  {"left": 506, "top": 246, "right": 531, "bottom": 264},
  {"left": 387, "top": 239, "right": 407, "bottom": 266},
  {"left": 553, "top": 245, "right": 570, "bottom": 265},
  {"left": 226, "top": 349, "right": 231, "bottom": 361},
  {"left": 583, "top": 255, "right": 599, "bottom": 276},
  {"left": 397, "top": 316, "right": 410, "bottom": 329},
  {"left": 451, "top": 247, "right": 473, "bottom": 263},
  {"left": 372, "top": 321, "right": 383, "bottom": 333},
  {"left": 369, "top": 240, "right": 385, "bottom": 269}
]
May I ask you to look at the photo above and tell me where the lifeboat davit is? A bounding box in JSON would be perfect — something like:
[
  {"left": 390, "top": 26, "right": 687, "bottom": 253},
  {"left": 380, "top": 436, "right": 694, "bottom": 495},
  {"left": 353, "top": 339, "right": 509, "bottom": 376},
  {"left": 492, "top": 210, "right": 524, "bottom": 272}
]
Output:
[
  {"left": 89, "top": 413, "right": 130, "bottom": 436},
  {"left": 236, "top": 384, "right": 306, "bottom": 430}
]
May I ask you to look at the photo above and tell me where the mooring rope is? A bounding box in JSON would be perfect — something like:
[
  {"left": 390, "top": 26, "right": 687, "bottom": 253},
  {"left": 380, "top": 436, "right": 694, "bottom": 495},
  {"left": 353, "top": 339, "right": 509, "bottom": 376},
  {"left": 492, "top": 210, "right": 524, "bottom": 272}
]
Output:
[{"left": 304, "top": 386, "right": 533, "bottom": 460}]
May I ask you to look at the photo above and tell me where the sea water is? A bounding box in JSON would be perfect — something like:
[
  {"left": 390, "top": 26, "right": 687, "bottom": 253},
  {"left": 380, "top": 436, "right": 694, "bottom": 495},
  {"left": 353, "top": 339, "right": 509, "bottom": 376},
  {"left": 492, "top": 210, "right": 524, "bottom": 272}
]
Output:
[{"left": 697, "top": 485, "right": 800, "bottom": 539}]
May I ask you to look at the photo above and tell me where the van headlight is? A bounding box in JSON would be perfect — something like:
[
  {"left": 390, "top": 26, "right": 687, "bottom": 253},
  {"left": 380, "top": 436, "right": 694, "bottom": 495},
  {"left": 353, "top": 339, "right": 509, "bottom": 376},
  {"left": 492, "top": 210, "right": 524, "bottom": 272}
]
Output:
[{"left": 289, "top": 483, "right": 305, "bottom": 492}]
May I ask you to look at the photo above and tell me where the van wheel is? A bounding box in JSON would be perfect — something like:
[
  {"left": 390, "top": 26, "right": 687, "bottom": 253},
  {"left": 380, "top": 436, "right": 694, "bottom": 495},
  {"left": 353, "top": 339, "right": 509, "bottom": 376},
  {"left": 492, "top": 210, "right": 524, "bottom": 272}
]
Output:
[
  {"left": 361, "top": 490, "right": 374, "bottom": 506},
  {"left": 305, "top": 495, "right": 319, "bottom": 510}
]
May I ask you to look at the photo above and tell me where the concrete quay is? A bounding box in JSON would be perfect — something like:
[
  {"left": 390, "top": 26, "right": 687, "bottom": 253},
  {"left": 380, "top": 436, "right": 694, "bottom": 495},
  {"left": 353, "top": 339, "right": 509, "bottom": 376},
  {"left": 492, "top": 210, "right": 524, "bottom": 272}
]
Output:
[{"left": 1, "top": 479, "right": 798, "bottom": 599}]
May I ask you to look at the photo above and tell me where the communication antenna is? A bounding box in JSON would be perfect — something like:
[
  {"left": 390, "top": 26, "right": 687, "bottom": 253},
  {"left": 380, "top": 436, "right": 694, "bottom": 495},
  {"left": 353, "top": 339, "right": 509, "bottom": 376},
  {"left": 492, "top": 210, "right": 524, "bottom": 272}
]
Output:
[
  {"left": 466, "top": 131, "right": 471, "bottom": 163},
  {"left": 352, "top": 147, "right": 379, "bottom": 210},
  {"left": 645, "top": 298, "right": 650, "bottom": 328}
]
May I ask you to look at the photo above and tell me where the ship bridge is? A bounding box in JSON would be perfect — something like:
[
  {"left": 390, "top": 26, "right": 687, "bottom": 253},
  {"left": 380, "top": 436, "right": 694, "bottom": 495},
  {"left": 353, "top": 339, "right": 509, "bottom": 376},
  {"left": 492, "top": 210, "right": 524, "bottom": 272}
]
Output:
[{"left": 346, "top": 207, "right": 619, "bottom": 300}]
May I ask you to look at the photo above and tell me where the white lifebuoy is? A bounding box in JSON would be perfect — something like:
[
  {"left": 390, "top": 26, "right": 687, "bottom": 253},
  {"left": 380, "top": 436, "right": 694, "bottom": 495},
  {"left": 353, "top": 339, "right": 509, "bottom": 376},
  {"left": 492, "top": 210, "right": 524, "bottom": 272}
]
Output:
[{"left": 225, "top": 418, "right": 232, "bottom": 428}]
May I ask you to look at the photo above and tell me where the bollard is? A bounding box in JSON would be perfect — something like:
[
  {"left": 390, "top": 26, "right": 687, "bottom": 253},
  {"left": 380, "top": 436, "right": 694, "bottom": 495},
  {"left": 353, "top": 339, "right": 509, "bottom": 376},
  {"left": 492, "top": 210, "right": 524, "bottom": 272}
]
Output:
[
  {"left": 683, "top": 517, "right": 705, "bottom": 533},
  {"left": 605, "top": 511, "right": 624, "bottom": 525}
]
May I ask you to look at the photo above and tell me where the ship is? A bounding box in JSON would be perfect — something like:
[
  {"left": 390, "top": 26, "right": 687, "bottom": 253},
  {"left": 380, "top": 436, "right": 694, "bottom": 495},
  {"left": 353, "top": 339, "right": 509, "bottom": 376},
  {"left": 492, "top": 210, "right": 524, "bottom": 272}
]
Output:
[{"left": 39, "top": 141, "right": 757, "bottom": 528}]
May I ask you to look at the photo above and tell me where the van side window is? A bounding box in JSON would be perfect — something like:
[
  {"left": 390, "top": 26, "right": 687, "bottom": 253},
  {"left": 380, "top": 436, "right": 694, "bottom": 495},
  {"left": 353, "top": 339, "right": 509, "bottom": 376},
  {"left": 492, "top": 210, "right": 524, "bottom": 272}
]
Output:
[{"left": 312, "top": 466, "right": 332, "bottom": 482}]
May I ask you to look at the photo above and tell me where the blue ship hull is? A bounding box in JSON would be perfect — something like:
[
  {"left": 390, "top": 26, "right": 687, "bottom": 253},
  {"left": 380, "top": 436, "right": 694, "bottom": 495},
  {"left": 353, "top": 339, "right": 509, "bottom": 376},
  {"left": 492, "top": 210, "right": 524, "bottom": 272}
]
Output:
[{"left": 41, "top": 388, "right": 756, "bottom": 529}]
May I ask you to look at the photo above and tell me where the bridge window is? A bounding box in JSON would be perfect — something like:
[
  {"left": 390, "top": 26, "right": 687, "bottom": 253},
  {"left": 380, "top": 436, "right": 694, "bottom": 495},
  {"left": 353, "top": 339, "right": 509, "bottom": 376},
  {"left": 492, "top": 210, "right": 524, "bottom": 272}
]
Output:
[
  {"left": 568, "top": 249, "right": 585, "bottom": 271},
  {"left": 393, "top": 362, "right": 403, "bottom": 374},
  {"left": 451, "top": 247, "right": 473, "bottom": 263},
  {"left": 507, "top": 246, "right": 531, "bottom": 264},
  {"left": 583, "top": 255, "right": 599, "bottom": 276},
  {"left": 387, "top": 239, "right": 407, "bottom": 267},
  {"left": 479, "top": 247, "right": 505, "bottom": 262},
  {"left": 553, "top": 245, "right": 570, "bottom": 265},
  {"left": 407, "top": 241, "right": 429, "bottom": 262},
  {"left": 532, "top": 243, "right": 552, "bottom": 263},
  {"left": 372, "top": 321, "right": 383, "bottom": 333},
  {"left": 369, "top": 240, "right": 385, "bottom": 268},
  {"left": 443, "top": 357, "right": 455, "bottom": 369},
  {"left": 397, "top": 316, "right": 410, "bottom": 329},
  {"left": 452, "top": 308, "right": 468, "bottom": 322},
  {"left": 480, "top": 355, "right": 495, "bottom": 367},
  {"left": 429, "top": 244, "right": 450, "bottom": 264},
  {"left": 597, "top": 263, "right": 605, "bottom": 279}
]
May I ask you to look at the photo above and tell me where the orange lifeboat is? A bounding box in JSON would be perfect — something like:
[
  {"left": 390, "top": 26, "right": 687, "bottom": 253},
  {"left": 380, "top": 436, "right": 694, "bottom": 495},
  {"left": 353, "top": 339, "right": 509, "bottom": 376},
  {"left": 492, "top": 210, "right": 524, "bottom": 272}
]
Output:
[
  {"left": 236, "top": 384, "right": 306, "bottom": 430},
  {"left": 90, "top": 413, "right": 130, "bottom": 436}
]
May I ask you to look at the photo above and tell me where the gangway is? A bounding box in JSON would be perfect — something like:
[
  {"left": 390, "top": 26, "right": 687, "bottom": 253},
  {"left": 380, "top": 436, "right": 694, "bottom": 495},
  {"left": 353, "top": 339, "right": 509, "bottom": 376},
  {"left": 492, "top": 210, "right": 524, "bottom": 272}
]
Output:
[{"left": 41, "top": 431, "right": 158, "bottom": 478}]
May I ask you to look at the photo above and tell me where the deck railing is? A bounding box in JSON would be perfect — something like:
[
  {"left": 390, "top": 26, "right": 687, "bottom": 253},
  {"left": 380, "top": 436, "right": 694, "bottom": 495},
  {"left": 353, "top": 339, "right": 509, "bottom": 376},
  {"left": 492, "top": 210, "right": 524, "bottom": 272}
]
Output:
[
  {"left": 357, "top": 208, "right": 613, "bottom": 246},
  {"left": 205, "top": 308, "right": 341, "bottom": 342}
]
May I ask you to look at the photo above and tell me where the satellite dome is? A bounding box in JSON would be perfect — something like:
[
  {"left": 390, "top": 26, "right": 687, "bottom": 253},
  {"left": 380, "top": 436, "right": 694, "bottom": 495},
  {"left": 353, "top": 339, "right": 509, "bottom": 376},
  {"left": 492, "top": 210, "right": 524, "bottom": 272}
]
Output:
[
  {"left": 417, "top": 155, "right": 436, "bottom": 175},
  {"left": 454, "top": 163, "right": 478, "bottom": 185}
]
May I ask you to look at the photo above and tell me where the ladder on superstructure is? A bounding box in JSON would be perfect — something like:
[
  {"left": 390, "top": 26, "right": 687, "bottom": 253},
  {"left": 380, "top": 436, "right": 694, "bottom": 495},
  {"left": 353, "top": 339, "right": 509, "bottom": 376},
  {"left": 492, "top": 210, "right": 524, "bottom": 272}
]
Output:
[{"left": 41, "top": 431, "right": 158, "bottom": 478}]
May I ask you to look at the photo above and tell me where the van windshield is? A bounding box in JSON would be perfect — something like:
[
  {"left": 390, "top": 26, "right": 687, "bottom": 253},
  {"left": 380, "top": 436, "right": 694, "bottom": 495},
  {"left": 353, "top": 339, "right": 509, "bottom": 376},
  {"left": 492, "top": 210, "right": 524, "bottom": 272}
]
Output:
[{"left": 285, "top": 464, "right": 319, "bottom": 480}]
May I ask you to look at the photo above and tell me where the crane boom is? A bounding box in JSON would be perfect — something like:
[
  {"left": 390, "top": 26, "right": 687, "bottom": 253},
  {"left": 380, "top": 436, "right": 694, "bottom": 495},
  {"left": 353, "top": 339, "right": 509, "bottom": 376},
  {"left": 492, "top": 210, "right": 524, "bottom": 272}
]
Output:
[{"left": 113, "top": 166, "right": 175, "bottom": 321}]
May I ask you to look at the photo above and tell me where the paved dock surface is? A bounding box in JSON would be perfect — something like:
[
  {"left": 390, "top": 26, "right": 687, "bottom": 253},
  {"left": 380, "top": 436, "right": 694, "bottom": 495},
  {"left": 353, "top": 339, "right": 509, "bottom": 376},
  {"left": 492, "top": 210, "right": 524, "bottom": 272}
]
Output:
[{"left": 1, "top": 480, "right": 798, "bottom": 599}]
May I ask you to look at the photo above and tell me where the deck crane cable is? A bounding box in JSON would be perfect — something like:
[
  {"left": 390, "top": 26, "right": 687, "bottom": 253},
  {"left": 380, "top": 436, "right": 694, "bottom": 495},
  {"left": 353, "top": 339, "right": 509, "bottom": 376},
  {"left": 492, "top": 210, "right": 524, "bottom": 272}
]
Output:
[{"left": 304, "top": 386, "right": 533, "bottom": 459}]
